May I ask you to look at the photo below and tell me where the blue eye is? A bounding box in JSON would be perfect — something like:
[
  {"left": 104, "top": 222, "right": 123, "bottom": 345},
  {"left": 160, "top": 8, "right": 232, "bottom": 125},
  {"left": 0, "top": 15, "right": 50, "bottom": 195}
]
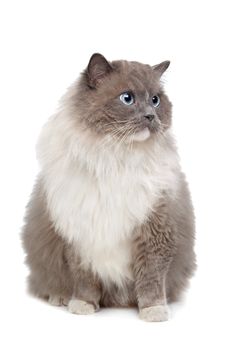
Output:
[
  {"left": 152, "top": 95, "right": 160, "bottom": 107},
  {"left": 120, "top": 92, "right": 135, "bottom": 105}
]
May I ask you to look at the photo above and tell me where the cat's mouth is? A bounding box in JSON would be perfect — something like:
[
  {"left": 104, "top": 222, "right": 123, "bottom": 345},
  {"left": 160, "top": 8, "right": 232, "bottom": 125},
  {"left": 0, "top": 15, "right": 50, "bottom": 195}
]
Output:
[{"left": 126, "top": 128, "right": 151, "bottom": 143}]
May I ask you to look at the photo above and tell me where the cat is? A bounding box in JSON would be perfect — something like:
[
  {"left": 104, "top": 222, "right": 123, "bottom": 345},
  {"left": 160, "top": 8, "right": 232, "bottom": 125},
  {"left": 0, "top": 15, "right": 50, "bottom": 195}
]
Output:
[{"left": 22, "top": 53, "right": 196, "bottom": 322}]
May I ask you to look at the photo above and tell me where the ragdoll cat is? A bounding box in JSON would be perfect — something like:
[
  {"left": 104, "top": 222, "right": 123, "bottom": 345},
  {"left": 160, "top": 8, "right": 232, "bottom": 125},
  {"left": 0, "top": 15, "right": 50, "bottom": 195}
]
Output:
[{"left": 22, "top": 53, "right": 196, "bottom": 322}]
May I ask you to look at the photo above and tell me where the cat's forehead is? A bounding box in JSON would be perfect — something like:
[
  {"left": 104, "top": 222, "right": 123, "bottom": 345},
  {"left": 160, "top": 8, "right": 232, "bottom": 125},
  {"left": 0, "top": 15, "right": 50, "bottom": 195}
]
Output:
[{"left": 111, "top": 60, "right": 160, "bottom": 93}]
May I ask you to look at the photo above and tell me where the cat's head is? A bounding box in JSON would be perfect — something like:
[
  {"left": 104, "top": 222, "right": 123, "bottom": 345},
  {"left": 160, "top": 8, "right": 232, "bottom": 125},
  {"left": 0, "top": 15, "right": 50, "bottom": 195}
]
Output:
[{"left": 75, "top": 53, "right": 172, "bottom": 144}]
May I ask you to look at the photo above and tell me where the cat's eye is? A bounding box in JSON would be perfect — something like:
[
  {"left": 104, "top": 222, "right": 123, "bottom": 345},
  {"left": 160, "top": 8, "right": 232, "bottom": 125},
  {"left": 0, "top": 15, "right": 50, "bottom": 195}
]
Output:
[
  {"left": 152, "top": 95, "right": 160, "bottom": 107},
  {"left": 120, "top": 92, "right": 135, "bottom": 105}
]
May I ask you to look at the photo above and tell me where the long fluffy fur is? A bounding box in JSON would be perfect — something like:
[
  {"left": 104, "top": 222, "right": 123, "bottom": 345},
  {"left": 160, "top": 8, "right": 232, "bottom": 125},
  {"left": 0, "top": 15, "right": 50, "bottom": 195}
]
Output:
[{"left": 22, "top": 55, "right": 196, "bottom": 321}]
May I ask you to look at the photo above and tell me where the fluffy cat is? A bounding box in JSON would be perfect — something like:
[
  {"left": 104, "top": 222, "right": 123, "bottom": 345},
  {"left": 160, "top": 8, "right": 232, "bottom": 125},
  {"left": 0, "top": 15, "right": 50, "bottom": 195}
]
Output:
[{"left": 22, "top": 53, "right": 196, "bottom": 322}]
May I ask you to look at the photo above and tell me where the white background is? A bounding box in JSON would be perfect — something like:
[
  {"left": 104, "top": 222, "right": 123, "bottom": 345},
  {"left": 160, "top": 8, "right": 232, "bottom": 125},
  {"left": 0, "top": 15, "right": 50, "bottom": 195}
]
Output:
[{"left": 0, "top": 0, "right": 232, "bottom": 349}]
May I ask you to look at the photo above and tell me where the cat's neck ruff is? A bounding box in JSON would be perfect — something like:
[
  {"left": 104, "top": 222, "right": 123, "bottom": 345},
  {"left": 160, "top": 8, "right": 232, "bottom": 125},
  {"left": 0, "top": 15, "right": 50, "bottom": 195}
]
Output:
[{"left": 37, "top": 112, "right": 180, "bottom": 285}]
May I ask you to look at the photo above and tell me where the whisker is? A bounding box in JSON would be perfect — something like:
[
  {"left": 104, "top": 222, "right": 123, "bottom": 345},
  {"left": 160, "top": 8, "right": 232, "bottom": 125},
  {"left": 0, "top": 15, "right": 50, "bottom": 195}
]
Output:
[
  {"left": 95, "top": 118, "right": 142, "bottom": 153},
  {"left": 129, "top": 128, "right": 138, "bottom": 152},
  {"left": 115, "top": 127, "right": 134, "bottom": 152},
  {"left": 96, "top": 125, "right": 129, "bottom": 151}
]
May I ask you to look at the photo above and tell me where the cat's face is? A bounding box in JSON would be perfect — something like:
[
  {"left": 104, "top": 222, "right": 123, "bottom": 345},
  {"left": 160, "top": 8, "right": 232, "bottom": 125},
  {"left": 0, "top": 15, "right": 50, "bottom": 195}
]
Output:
[{"left": 75, "top": 54, "right": 172, "bottom": 143}]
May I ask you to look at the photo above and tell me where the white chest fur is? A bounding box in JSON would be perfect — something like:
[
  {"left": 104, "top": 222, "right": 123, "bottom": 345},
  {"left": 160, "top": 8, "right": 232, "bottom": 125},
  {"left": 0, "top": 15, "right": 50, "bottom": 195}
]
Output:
[{"left": 38, "top": 119, "right": 179, "bottom": 286}]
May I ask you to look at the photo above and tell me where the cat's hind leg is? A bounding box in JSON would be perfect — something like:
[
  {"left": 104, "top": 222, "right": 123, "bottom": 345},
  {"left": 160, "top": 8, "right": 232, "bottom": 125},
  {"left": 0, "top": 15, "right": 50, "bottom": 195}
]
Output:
[
  {"left": 48, "top": 295, "right": 70, "bottom": 306},
  {"left": 22, "top": 180, "right": 73, "bottom": 305}
]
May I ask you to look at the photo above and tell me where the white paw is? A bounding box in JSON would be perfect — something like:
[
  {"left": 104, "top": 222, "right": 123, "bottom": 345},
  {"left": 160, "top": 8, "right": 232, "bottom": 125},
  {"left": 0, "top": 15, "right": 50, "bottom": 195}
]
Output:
[
  {"left": 139, "top": 305, "right": 169, "bottom": 322},
  {"left": 68, "top": 299, "right": 96, "bottom": 315},
  {"left": 48, "top": 296, "right": 70, "bottom": 306},
  {"left": 48, "top": 296, "right": 63, "bottom": 306}
]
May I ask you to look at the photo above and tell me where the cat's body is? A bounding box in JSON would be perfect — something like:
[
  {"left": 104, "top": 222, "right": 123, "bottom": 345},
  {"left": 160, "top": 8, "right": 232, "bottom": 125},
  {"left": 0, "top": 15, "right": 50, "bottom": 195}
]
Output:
[{"left": 22, "top": 54, "right": 196, "bottom": 321}]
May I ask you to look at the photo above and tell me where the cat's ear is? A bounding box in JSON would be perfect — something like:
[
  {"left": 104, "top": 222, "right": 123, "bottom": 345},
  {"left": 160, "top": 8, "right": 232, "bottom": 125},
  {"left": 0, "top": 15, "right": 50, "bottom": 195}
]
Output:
[
  {"left": 87, "top": 53, "right": 113, "bottom": 88},
  {"left": 152, "top": 60, "right": 170, "bottom": 78}
]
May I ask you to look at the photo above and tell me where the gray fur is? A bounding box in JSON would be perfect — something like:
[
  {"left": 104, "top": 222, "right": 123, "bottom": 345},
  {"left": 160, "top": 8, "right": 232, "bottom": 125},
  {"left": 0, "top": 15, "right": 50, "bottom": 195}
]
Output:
[{"left": 22, "top": 54, "right": 196, "bottom": 321}]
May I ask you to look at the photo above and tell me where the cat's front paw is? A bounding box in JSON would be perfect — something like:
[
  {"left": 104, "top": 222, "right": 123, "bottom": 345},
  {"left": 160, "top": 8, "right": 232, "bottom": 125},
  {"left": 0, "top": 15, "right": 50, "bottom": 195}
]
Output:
[
  {"left": 139, "top": 305, "right": 169, "bottom": 322},
  {"left": 68, "top": 299, "right": 96, "bottom": 315}
]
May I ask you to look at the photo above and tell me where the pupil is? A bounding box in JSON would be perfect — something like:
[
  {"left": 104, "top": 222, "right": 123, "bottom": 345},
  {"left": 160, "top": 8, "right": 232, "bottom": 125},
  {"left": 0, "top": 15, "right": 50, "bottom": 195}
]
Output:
[
  {"left": 153, "top": 96, "right": 158, "bottom": 103},
  {"left": 125, "top": 93, "right": 131, "bottom": 102}
]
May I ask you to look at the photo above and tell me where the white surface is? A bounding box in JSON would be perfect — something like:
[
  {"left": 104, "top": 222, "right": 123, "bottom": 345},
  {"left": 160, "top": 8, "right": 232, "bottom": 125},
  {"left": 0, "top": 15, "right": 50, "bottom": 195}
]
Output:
[{"left": 0, "top": 0, "right": 232, "bottom": 349}]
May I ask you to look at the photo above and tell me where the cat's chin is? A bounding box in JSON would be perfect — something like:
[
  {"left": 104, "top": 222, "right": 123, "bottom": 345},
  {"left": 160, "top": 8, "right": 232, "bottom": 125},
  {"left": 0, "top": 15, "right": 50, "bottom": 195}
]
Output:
[{"left": 127, "top": 128, "right": 151, "bottom": 143}]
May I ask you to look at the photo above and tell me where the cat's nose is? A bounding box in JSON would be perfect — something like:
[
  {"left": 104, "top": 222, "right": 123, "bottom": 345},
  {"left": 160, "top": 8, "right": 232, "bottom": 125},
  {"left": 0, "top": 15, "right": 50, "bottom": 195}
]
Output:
[{"left": 144, "top": 114, "right": 155, "bottom": 122}]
